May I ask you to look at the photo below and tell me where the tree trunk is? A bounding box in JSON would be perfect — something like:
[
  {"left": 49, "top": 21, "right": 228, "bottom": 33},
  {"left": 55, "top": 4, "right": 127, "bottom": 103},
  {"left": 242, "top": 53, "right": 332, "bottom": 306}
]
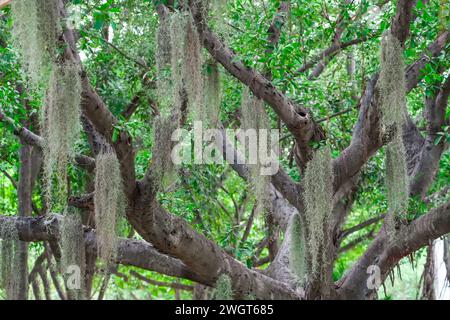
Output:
[{"left": 16, "top": 144, "right": 33, "bottom": 299}]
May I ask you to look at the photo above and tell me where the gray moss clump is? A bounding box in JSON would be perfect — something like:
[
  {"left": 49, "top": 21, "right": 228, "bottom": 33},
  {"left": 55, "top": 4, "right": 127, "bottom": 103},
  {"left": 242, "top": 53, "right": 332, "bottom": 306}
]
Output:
[
  {"left": 151, "top": 115, "right": 177, "bottom": 191},
  {"left": 240, "top": 87, "right": 253, "bottom": 131},
  {"left": 213, "top": 273, "right": 233, "bottom": 300},
  {"left": 42, "top": 62, "right": 82, "bottom": 209},
  {"left": 183, "top": 13, "right": 204, "bottom": 120},
  {"left": 0, "top": 220, "right": 20, "bottom": 300},
  {"left": 385, "top": 133, "right": 409, "bottom": 226},
  {"left": 11, "top": 0, "right": 41, "bottom": 85},
  {"left": 94, "top": 150, "right": 125, "bottom": 268},
  {"left": 303, "top": 146, "right": 333, "bottom": 278},
  {"left": 203, "top": 62, "right": 221, "bottom": 127},
  {"left": 13, "top": 1, "right": 80, "bottom": 210},
  {"left": 60, "top": 210, "right": 86, "bottom": 300},
  {"left": 379, "top": 32, "right": 409, "bottom": 228},
  {"left": 209, "top": 0, "right": 228, "bottom": 38},
  {"left": 170, "top": 11, "right": 204, "bottom": 120},
  {"left": 240, "top": 88, "right": 271, "bottom": 214},
  {"left": 11, "top": 0, "right": 60, "bottom": 86},
  {"left": 169, "top": 11, "right": 188, "bottom": 117},
  {"left": 379, "top": 32, "right": 407, "bottom": 131},
  {"left": 286, "top": 214, "right": 307, "bottom": 284},
  {"left": 155, "top": 12, "right": 173, "bottom": 115}
]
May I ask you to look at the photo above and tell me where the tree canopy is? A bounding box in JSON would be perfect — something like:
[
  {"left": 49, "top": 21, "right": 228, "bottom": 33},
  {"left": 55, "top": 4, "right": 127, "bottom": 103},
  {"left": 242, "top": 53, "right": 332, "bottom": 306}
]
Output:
[{"left": 0, "top": 0, "right": 449, "bottom": 300}]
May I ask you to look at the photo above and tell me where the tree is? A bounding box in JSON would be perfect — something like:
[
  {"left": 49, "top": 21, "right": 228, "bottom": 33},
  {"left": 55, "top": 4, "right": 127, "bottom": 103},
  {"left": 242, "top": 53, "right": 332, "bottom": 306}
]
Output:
[{"left": 0, "top": 0, "right": 449, "bottom": 300}]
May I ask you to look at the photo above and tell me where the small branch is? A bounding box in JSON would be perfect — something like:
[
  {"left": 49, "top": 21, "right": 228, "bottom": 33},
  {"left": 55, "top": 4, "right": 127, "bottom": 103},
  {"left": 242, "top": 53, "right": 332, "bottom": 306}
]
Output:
[
  {"left": 86, "top": 31, "right": 149, "bottom": 71},
  {"left": 339, "top": 214, "right": 385, "bottom": 240},
  {"left": 0, "top": 0, "right": 11, "bottom": 10},
  {"left": 97, "top": 273, "right": 110, "bottom": 300},
  {"left": 129, "top": 270, "right": 194, "bottom": 291},
  {"left": 240, "top": 201, "right": 258, "bottom": 245},
  {"left": 38, "top": 264, "right": 52, "bottom": 300},
  {"left": 295, "top": 34, "right": 379, "bottom": 76},
  {"left": 43, "top": 243, "right": 67, "bottom": 300},
  {"left": 68, "top": 193, "right": 94, "bottom": 210},
  {"left": 0, "top": 168, "right": 17, "bottom": 189},
  {"left": 424, "top": 187, "right": 449, "bottom": 204},
  {"left": 0, "top": 109, "right": 43, "bottom": 147},
  {"left": 338, "top": 230, "right": 375, "bottom": 253},
  {"left": 254, "top": 256, "right": 271, "bottom": 267}
]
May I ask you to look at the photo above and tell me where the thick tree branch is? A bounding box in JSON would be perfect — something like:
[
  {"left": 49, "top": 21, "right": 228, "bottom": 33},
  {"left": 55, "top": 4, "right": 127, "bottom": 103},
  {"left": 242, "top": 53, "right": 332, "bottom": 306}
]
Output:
[
  {"left": 0, "top": 111, "right": 96, "bottom": 172},
  {"left": 337, "top": 200, "right": 450, "bottom": 299},
  {"left": 0, "top": 214, "right": 204, "bottom": 284},
  {"left": 128, "top": 194, "right": 302, "bottom": 299},
  {"left": 186, "top": 2, "right": 320, "bottom": 162},
  {"left": 332, "top": 31, "right": 449, "bottom": 195},
  {"left": 390, "top": 0, "right": 416, "bottom": 45}
]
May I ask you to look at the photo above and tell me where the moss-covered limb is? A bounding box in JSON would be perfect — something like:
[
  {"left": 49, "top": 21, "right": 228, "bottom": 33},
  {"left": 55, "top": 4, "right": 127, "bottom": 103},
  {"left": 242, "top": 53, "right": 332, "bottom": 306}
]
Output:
[
  {"left": 188, "top": 1, "right": 315, "bottom": 152},
  {"left": 0, "top": 214, "right": 205, "bottom": 284},
  {"left": 94, "top": 150, "right": 125, "bottom": 268},
  {"left": 303, "top": 146, "right": 333, "bottom": 280},
  {"left": 338, "top": 201, "right": 450, "bottom": 299}
]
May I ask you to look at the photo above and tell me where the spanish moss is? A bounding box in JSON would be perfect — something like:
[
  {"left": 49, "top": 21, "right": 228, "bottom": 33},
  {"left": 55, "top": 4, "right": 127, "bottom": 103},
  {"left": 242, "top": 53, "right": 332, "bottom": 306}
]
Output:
[
  {"left": 303, "top": 146, "right": 333, "bottom": 278},
  {"left": 379, "top": 32, "right": 409, "bottom": 229},
  {"left": 11, "top": 0, "right": 60, "bottom": 86},
  {"left": 42, "top": 62, "right": 82, "bottom": 209},
  {"left": 170, "top": 11, "right": 204, "bottom": 120},
  {"left": 60, "top": 210, "right": 86, "bottom": 300},
  {"left": 151, "top": 115, "right": 177, "bottom": 191},
  {"left": 156, "top": 10, "right": 173, "bottom": 115},
  {"left": 203, "top": 62, "right": 221, "bottom": 127},
  {"left": 240, "top": 88, "right": 271, "bottom": 214},
  {"left": 94, "top": 149, "right": 124, "bottom": 269},
  {"left": 213, "top": 273, "right": 233, "bottom": 300}
]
